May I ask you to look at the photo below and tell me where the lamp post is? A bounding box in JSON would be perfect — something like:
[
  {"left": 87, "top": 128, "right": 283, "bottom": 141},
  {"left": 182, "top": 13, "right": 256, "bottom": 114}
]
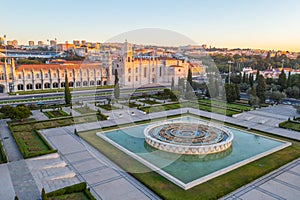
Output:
[
  {"left": 228, "top": 60, "right": 233, "bottom": 84},
  {"left": 3, "top": 35, "right": 7, "bottom": 63}
]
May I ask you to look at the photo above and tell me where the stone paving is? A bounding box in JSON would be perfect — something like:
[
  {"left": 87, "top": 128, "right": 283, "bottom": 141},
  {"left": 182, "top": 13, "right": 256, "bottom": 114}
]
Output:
[
  {"left": 0, "top": 164, "right": 15, "bottom": 200},
  {"left": 221, "top": 158, "right": 300, "bottom": 200},
  {"left": 26, "top": 153, "right": 81, "bottom": 193},
  {"left": 31, "top": 110, "right": 48, "bottom": 121},
  {"left": 8, "top": 160, "right": 41, "bottom": 200},
  {"left": 0, "top": 119, "right": 22, "bottom": 162},
  {"left": 40, "top": 127, "right": 161, "bottom": 200}
]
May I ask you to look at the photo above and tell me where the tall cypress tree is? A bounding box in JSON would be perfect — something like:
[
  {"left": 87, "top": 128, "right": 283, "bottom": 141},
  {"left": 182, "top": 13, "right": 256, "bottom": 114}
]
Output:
[
  {"left": 278, "top": 69, "right": 287, "bottom": 91},
  {"left": 249, "top": 73, "right": 254, "bottom": 87},
  {"left": 256, "top": 75, "right": 266, "bottom": 104},
  {"left": 186, "top": 68, "right": 193, "bottom": 92},
  {"left": 114, "top": 69, "right": 120, "bottom": 99},
  {"left": 255, "top": 69, "right": 260, "bottom": 82},
  {"left": 64, "top": 74, "right": 72, "bottom": 105},
  {"left": 287, "top": 71, "right": 291, "bottom": 88}
]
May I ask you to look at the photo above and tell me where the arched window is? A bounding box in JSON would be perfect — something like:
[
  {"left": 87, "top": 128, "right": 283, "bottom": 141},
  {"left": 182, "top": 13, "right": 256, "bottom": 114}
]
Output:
[
  {"left": 128, "top": 68, "right": 131, "bottom": 73},
  {"left": 44, "top": 83, "right": 50, "bottom": 88},
  {"left": 26, "top": 84, "right": 33, "bottom": 90},
  {"left": 83, "top": 81, "right": 88, "bottom": 86},
  {"left": 76, "top": 82, "right": 81, "bottom": 87},
  {"left": 97, "top": 80, "right": 101, "bottom": 85},
  {"left": 53, "top": 82, "right": 58, "bottom": 88},
  {"left": 17, "top": 84, "right": 24, "bottom": 90},
  {"left": 61, "top": 82, "right": 65, "bottom": 87},
  {"left": 35, "top": 83, "right": 42, "bottom": 89},
  {"left": 69, "top": 82, "right": 74, "bottom": 87},
  {"left": 90, "top": 81, "right": 95, "bottom": 86}
]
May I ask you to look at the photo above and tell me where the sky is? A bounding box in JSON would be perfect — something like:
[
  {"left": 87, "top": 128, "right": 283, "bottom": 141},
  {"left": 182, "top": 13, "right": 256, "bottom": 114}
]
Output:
[{"left": 1, "top": 0, "right": 300, "bottom": 51}]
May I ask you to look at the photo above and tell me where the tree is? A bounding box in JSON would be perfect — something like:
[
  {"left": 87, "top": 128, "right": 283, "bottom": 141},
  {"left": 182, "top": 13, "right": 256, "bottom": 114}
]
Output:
[
  {"left": 171, "top": 77, "right": 175, "bottom": 90},
  {"left": 114, "top": 69, "right": 120, "bottom": 99},
  {"left": 215, "top": 79, "right": 219, "bottom": 97},
  {"left": 64, "top": 74, "right": 72, "bottom": 105},
  {"left": 225, "top": 83, "right": 237, "bottom": 103},
  {"left": 256, "top": 75, "right": 266, "bottom": 104},
  {"left": 41, "top": 188, "right": 48, "bottom": 200},
  {"left": 267, "top": 91, "right": 286, "bottom": 103},
  {"left": 235, "top": 84, "right": 240, "bottom": 100},
  {"left": 0, "top": 105, "right": 12, "bottom": 116},
  {"left": 255, "top": 69, "right": 260, "bottom": 82},
  {"left": 186, "top": 68, "right": 193, "bottom": 93},
  {"left": 9, "top": 105, "right": 31, "bottom": 121},
  {"left": 287, "top": 71, "right": 291, "bottom": 88},
  {"left": 249, "top": 73, "right": 254, "bottom": 87},
  {"left": 242, "top": 72, "right": 246, "bottom": 83},
  {"left": 278, "top": 69, "right": 287, "bottom": 91},
  {"left": 249, "top": 95, "right": 260, "bottom": 108},
  {"left": 207, "top": 74, "right": 216, "bottom": 98}
]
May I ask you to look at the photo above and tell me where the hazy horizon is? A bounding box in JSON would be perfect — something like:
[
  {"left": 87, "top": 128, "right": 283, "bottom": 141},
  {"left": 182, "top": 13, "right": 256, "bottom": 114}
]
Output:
[{"left": 1, "top": 0, "right": 300, "bottom": 52}]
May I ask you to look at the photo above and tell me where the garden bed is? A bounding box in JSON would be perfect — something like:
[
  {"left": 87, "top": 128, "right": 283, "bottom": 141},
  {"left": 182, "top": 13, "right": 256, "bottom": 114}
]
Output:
[
  {"left": 98, "top": 104, "right": 119, "bottom": 110},
  {"left": 74, "top": 106, "right": 96, "bottom": 114},
  {"left": 44, "top": 110, "right": 69, "bottom": 119}
]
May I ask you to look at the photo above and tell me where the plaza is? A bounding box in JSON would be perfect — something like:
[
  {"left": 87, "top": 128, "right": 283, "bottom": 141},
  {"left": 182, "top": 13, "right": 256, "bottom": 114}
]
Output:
[{"left": 0, "top": 96, "right": 300, "bottom": 199}]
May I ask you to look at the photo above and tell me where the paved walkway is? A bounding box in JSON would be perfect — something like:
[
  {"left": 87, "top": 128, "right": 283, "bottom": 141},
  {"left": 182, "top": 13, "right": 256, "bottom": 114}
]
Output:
[
  {"left": 0, "top": 164, "right": 15, "bottom": 200},
  {"left": 8, "top": 160, "right": 41, "bottom": 200},
  {"left": 0, "top": 120, "right": 22, "bottom": 162},
  {"left": 40, "top": 127, "right": 161, "bottom": 200},
  {"left": 31, "top": 110, "right": 48, "bottom": 121},
  {"left": 221, "top": 158, "right": 300, "bottom": 200}
]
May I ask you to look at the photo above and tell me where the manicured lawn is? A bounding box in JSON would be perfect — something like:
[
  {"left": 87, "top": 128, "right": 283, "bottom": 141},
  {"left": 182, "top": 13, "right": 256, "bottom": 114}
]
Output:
[
  {"left": 120, "top": 101, "right": 140, "bottom": 108},
  {"left": 46, "top": 182, "right": 95, "bottom": 200},
  {"left": 79, "top": 115, "right": 300, "bottom": 200},
  {"left": 9, "top": 85, "right": 114, "bottom": 95},
  {"left": 44, "top": 110, "right": 69, "bottom": 119},
  {"left": 279, "top": 120, "right": 300, "bottom": 131},
  {"left": 98, "top": 104, "right": 119, "bottom": 110},
  {"left": 74, "top": 107, "right": 96, "bottom": 114},
  {"left": 199, "top": 99, "right": 251, "bottom": 111},
  {"left": 139, "top": 99, "right": 161, "bottom": 105},
  {"left": 48, "top": 192, "right": 90, "bottom": 200}
]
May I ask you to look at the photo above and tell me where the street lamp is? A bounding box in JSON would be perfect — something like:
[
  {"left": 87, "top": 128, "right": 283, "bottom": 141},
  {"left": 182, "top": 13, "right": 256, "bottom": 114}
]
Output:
[
  {"left": 228, "top": 60, "right": 233, "bottom": 84},
  {"left": 3, "top": 35, "right": 7, "bottom": 63}
]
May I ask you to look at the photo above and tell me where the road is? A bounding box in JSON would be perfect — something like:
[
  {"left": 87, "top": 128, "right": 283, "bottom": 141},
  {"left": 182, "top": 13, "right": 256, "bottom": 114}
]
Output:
[{"left": 0, "top": 87, "right": 164, "bottom": 106}]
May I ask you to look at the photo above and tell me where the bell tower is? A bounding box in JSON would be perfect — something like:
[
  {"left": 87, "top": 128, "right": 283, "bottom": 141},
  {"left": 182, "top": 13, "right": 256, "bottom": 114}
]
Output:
[{"left": 122, "top": 39, "right": 132, "bottom": 63}]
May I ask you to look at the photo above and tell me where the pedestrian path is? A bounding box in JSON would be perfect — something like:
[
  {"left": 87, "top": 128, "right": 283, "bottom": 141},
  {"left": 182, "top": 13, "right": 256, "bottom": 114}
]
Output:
[
  {"left": 0, "top": 120, "right": 22, "bottom": 162},
  {"left": 221, "top": 158, "right": 300, "bottom": 200},
  {"left": 8, "top": 160, "right": 41, "bottom": 200}
]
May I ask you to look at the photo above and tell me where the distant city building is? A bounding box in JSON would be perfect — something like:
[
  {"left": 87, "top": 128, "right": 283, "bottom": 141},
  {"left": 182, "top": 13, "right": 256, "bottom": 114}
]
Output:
[
  {"left": 50, "top": 40, "right": 57, "bottom": 46},
  {"left": 38, "top": 41, "right": 44, "bottom": 47},
  {"left": 0, "top": 37, "right": 4, "bottom": 46},
  {"left": 29, "top": 41, "right": 34, "bottom": 46},
  {"left": 73, "top": 40, "right": 80, "bottom": 47}
]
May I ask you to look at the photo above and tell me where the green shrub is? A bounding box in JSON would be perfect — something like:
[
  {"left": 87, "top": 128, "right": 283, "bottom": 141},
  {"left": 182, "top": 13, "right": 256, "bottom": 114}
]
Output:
[{"left": 47, "top": 182, "right": 87, "bottom": 197}]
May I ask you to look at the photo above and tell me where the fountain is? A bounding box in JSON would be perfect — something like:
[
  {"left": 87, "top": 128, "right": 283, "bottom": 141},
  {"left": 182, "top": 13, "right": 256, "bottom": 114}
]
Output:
[{"left": 144, "top": 121, "right": 233, "bottom": 155}]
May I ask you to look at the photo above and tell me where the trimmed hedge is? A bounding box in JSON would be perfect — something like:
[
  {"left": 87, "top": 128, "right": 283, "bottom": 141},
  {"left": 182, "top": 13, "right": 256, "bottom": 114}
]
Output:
[
  {"left": 46, "top": 182, "right": 96, "bottom": 200},
  {"left": 8, "top": 125, "right": 57, "bottom": 159},
  {"left": 0, "top": 141, "right": 7, "bottom": 163}
]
